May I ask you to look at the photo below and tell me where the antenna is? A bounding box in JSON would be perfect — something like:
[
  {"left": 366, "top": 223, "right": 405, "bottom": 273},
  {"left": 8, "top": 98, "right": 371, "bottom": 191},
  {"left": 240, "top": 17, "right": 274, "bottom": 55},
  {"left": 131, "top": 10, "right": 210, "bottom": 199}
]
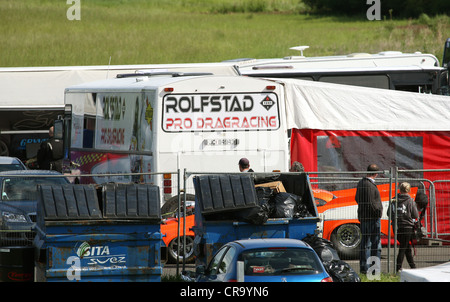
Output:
[{"left": 289, "top": 46, "right": 309, "bottom": 57}]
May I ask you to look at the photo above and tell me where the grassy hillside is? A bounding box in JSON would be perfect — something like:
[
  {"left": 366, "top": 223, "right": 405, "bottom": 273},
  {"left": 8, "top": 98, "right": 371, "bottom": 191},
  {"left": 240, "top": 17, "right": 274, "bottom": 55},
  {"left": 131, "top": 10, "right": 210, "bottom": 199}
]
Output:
[{"left": 0, "top": 0, "right": 448, "bottom": 67}]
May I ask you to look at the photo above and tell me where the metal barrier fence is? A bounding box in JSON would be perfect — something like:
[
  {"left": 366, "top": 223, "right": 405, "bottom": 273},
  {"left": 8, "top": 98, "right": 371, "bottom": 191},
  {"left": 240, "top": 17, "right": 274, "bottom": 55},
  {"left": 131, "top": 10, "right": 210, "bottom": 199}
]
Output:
[
  {"left": 0, "top": 171, "right": 181, "bottom": 247},
  {"left": 308, "top": 168, "right": 450, "bottom": 275},
  {"left": 2, "top": 168, "right": 449, "bottom": 278}
]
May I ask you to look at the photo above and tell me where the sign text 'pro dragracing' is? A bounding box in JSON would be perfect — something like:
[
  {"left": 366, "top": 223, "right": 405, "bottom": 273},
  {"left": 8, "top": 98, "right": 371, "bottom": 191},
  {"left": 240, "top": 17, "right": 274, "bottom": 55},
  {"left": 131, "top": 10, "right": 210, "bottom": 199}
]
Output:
[{"left": 162, "top": 93, "right": 280, "bottom": 132}]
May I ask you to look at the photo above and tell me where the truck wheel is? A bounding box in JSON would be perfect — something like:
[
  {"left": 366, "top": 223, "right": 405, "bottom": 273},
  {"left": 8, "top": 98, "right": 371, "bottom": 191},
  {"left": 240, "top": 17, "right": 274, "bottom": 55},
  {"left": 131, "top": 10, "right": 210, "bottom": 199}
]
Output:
[
  {"left": 330, "top": 223, "right": 361, "bottom": 260},
  {"left": 168, "top": 236, "right": 195, "bottom": 263}
]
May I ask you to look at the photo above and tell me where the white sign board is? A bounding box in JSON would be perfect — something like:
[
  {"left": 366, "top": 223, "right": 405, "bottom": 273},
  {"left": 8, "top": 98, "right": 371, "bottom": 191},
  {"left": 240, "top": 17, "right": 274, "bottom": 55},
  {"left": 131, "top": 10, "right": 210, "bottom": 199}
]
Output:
[{"left": 162, "top": 93, "right": 280, "bottom": 132}]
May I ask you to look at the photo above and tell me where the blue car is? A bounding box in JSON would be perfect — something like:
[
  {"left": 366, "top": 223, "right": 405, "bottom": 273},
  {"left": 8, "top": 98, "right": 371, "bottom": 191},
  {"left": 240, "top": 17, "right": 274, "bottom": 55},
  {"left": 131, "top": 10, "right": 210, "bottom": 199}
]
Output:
[
  {"left": 0, "top": 170, "right": 69, "bottom": 246},
  {"left": 196, "top": 238, "right": 333, "bottom": 282}
]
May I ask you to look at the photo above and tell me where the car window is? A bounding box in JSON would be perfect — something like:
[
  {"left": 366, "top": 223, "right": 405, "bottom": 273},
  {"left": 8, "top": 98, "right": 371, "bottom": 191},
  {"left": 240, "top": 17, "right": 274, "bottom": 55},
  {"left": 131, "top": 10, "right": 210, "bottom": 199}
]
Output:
[
  {"left": 241, "top": 248, "right": 323, "bottom": 276},
  {"left": 207, "top": 246, "right": 228, "bottom": 275},
  {"left": 206, "top": 246, "right": 236, "bottom": 275},
  {"left": 217, "top": 246, "right": 236, "bottom": 274},
  {"left": 0, "top": 164, "right": 26, "bottom": 171},
  {"left": 1, "top": 176, "right": 68, "bottom": 201}
]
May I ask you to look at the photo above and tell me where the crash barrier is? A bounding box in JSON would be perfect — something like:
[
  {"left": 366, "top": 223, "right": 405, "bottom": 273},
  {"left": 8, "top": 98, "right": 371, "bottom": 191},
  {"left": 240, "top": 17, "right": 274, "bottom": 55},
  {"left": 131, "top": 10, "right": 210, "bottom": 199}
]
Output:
[
  {"left": 34, "top": 183, "right": 162, "bottom": 282},
  {"left": 429, "top": 179, "right": 450, "bottom": 239}
]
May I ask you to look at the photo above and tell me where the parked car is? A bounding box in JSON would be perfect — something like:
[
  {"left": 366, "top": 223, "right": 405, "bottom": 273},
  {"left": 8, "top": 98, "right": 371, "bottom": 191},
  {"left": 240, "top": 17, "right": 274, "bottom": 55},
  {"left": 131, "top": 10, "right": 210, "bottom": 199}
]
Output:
[
  {"left": 0, "top": 156, "right": 26, "bottom": 171},
  {"left": 194, "top": 238, "right": 332, "bottom": 282},
  {"left": 401, "top": 261, "right": 450, "bottom": 282},
  {"left": 0, "top": 170, "right": 69, "bottom": 246}
]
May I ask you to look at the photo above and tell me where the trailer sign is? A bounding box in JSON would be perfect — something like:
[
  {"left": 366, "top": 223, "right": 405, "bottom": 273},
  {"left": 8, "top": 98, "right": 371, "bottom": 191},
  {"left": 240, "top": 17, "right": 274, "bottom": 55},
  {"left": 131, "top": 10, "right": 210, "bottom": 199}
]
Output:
[{"left": 162, "top": 93, "right": 280, "bottom": 132}]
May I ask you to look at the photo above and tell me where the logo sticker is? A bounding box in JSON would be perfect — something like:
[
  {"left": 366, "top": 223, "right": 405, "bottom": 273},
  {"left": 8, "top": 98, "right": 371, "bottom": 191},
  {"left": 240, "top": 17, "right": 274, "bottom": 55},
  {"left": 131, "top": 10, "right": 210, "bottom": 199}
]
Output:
[
  {"left": 76, "top": 241, "right": 91, "bottom": 258},
  {"left": 260, "top": 95, "right": 275, "bottom": 111}
]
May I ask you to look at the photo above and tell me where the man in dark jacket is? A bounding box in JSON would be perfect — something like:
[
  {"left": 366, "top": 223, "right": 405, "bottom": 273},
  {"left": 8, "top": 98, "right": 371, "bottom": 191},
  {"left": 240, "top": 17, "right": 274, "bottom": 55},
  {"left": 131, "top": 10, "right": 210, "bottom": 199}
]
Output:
[
  {"left": 37, "top": 126, "right": 64, "bottom": 172},
  {"left": 388, "top": 182, "right": 419, "bottom": 271},
  {"left": 355, "top": 164, "right": 383, "bottom": 274}
]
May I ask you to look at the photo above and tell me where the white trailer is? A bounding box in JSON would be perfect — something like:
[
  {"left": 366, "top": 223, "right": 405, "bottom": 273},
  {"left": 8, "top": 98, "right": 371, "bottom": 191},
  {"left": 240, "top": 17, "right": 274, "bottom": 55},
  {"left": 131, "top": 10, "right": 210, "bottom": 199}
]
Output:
[{"left": 62, "top": 72, "right": 289, "bottom": 201}]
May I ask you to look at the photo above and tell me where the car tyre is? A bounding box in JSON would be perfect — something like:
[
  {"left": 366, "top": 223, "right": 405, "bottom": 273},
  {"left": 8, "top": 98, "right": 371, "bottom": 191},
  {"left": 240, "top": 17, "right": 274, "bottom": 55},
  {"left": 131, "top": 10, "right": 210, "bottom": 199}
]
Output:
[
  {"left": 168, "top": 236, "right": 195, "bottom": 263},
  {"left": 330, "top": 223, "right": 361, "bottom": 260},
  {"left": 161, "top": 194, "right": 195, "bottom": 218}
]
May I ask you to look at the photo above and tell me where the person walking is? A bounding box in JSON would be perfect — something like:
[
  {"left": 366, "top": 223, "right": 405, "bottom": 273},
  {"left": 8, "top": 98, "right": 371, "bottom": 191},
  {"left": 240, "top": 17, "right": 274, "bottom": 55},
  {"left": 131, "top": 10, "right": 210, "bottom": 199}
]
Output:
[
  {"left": 388, "top": 182, "right": 419, "bottom": 272},
  {"left": 37, "top": 126, "right": 64, "bottom": 172},
  {"left": 355, "top": 164, "right": 383, "bottom": 274}
]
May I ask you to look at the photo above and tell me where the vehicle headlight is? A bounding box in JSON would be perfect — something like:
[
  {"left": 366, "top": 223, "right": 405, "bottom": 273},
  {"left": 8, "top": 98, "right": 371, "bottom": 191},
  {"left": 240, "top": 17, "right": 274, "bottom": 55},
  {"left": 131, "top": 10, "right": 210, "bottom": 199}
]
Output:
[{"left": 2, "top": 212, "right": 27, "bottom": 223}]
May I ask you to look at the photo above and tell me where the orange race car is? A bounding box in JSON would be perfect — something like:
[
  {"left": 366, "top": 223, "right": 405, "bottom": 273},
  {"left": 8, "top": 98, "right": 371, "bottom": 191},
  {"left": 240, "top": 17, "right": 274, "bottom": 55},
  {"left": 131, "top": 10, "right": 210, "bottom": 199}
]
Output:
[{"left": 161, "top": 204, "right": 196, "bottom": 263}]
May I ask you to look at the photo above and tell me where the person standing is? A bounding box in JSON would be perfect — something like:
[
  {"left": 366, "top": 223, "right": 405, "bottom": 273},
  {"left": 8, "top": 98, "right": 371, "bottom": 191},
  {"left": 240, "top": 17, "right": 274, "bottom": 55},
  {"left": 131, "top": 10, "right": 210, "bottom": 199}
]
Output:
[
  {"left": 388, "top": 182, "right": 419, "bottom": 272},
  {"left": 37, "top": 126, "right": 64, "bottom": 172},
  {"left": 238, "top": 158, "right": 254, "bottom": 172},
  {"left": 355, "top": 164, "right": 383, "bottom": 274}
]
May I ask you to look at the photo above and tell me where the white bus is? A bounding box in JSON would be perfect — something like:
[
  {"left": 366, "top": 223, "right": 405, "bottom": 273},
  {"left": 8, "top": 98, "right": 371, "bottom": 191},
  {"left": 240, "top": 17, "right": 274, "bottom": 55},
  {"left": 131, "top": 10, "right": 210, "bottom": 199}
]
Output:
[
  {"left": 0, "top": 63, "right": 238, "bottom": 161},
  {"left": 233, "top": 46, "right": 449, "bottom": 95},
  {"left": 61, "top": 72, "right": 289, "bottom": 202}
]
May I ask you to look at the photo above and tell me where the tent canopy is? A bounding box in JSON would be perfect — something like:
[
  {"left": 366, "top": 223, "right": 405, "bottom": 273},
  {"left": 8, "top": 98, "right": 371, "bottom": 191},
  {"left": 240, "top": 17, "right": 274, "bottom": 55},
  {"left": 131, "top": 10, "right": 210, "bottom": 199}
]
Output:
[{"left": 278, "top": 78, "right": 450, "bottom": 131}]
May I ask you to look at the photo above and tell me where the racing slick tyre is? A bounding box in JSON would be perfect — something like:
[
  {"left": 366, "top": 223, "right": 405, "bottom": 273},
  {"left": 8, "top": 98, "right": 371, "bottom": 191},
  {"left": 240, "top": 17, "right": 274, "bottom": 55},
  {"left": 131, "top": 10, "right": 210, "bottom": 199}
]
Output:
[
  {"left": 330, "top": 223, "right": 361, "bottom": 260},
  {"left": 161, "top": 194, "right": 195, "bottom": 218},
  {"left": 168, "top": 236, "right": 195, "bottom": 263}
]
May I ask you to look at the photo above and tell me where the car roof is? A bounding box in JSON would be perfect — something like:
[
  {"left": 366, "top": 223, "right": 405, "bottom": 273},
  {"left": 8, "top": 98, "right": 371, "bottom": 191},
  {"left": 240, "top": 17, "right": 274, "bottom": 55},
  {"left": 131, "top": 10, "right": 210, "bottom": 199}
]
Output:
[
  {"left": 0, "top": 156, "right": 24, "bottom": 165},
  {"left": 231, "top": 238, "right": 311, "bottom": 249}
]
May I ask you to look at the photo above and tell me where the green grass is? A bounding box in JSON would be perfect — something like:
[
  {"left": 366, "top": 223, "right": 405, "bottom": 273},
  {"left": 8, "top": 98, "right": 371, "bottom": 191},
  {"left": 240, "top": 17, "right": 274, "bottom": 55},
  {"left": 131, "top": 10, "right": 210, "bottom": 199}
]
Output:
[
  {"left": 360, "top": 273, "right": 400, "bottom": 282},
  {"left": 0, "top": 0, "right": 449, "bottom": 67}
]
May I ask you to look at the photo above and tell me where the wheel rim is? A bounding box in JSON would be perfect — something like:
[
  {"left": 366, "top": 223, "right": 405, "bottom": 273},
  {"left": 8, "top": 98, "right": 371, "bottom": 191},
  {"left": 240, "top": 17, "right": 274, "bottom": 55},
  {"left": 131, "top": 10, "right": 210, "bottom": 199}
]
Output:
[
  {"left": 336, "top": 224, "right": 361, "bottom": 249},
  {"left": 169, "top": 236, "right": 194, "bottom": 261}
]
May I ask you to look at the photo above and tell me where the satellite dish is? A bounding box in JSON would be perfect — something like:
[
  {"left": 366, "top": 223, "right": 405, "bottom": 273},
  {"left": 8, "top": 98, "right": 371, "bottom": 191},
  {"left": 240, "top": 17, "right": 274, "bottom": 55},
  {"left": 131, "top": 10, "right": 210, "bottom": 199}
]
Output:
[{"left": 289, "top": 46, "right": 309, "bottom": 57}]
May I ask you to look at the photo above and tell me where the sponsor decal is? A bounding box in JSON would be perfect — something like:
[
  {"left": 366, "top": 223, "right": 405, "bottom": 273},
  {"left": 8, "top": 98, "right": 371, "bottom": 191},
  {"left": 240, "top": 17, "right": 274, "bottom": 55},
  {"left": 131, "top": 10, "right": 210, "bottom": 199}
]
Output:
[{"left": 74, "top": 241, "right": 126, "bottom": 267}]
